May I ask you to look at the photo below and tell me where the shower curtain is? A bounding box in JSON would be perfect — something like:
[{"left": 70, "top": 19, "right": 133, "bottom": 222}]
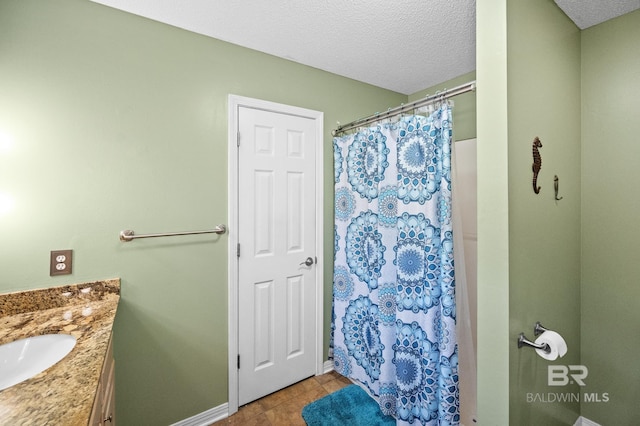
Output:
[{"left": 331, "top": 104, "right": 459, "bottom": 425}]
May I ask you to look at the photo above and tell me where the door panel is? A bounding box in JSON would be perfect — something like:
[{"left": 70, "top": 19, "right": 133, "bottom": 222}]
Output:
[{"left": 237, "top": 106, "right": 317, "bottom": 405}]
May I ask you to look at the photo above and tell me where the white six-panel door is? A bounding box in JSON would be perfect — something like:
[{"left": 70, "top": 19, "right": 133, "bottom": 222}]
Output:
[{"left": 236, "top": 105, "right": 319, "bottom": 405}]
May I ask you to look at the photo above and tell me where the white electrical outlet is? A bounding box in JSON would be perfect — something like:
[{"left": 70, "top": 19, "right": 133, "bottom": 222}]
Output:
[{"left": 50, "top": 250, "right": 73, "bottom": 276}]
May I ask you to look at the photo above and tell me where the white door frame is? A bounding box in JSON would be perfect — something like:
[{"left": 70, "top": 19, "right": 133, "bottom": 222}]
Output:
[{"left": 227, "top": 94, "right": 324, "bottom": 414}]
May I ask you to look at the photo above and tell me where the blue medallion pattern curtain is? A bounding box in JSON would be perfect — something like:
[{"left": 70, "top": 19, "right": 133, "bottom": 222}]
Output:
[{"left": 331, "top": 104, "right": 459, "bottom": 425}]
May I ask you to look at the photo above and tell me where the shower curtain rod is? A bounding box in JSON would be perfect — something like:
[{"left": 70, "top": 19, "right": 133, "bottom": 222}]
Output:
[{"left": 332, "top": 80, "right": 476, "bottom": 136}]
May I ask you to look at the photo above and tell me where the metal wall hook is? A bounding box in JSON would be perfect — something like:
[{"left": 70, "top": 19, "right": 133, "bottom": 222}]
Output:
[{"left": 554, "top": 175, "right": 563, "bottom": 201}]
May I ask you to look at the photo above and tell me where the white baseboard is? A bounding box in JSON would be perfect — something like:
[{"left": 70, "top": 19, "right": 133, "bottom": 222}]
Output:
[
  {"left": 169, "top": 403, "right": 228, "bottom": 426},
  {"left": 574, "top": 416, "right": 602, "bottom": 426},
  {"left": 172, "top": 361, "right": 334, "bottom": 426},
  {"left": 323, "top": 360, "right": 334, "bottom": 374}
]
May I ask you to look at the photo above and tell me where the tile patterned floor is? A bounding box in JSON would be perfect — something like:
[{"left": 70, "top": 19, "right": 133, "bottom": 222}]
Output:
[{"left": 211, "top": 371, "right": 352, "bottom": 425}]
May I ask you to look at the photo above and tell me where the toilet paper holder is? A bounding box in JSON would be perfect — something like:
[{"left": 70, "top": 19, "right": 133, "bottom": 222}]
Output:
[
  {"left": 517, "top": 322, "right": 551, "bottom": 353},
  {"left": 534, "top": 321, "right": 548, "bottom": 336}
]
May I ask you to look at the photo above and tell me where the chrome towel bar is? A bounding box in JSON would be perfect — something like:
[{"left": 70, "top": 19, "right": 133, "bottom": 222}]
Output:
[{"left": 119, "top": 224, "right": 226, "bottom": 242}]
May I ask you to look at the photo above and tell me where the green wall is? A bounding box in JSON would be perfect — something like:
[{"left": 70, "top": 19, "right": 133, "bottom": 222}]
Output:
[
  {"left": 507, "top": 0, "right": 582, "bottom": 424},
  {"left": 0, "top": 1, "right": 406, "bottom": 424},
  {"left": 581, "top": 10, "right": 640, "bottom": 425},
  {"left": 5, "top": 0, "right": 638, "bottom": 424},
  {"left": 476, "top": 0, "right": 584, "bottom": 423},
  {"left": 479, "top": 2, "right": 640, "bottom": 424}
]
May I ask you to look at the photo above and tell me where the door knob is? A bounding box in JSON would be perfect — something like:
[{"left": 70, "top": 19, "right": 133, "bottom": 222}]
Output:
[{"left": 300, "top": 257, "right": 314, "bottom": 267}]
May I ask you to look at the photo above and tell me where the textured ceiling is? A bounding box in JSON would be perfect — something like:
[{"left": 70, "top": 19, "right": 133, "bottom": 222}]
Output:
[
  {"left": 91, "top": 1, "right": 638, "bottom": 95},
  {"left": 90, "top": 0, "right": 476, "bottom": 95},
  {"left": 554, "top": 0, "right": 640, "bottom": 29}
]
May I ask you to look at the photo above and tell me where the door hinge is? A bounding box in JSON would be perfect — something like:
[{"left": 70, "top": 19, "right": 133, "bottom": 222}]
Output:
[
  {"left": 237, "top": 243, "right": 241, "bottom": 258},
  {"left": 237, "top": 132, "right": 240, "bottom": 147},
  {"left": 237, "top": 354, "right": 240, "bottom": 369}
]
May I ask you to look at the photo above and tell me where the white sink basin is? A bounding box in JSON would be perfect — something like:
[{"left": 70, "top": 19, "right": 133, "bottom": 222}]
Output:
[{"left": 0, "top": 334, "right": 77, "bottom": 391}]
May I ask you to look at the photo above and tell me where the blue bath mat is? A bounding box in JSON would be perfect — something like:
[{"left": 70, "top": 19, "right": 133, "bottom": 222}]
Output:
[{"left": 302, "top": 384, "right": 395, "bottom": 426}]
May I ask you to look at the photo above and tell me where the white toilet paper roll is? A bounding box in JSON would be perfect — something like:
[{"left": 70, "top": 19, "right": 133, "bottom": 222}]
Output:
[{"left": 534, "top": 330, "right": 567, "bottom": 361}]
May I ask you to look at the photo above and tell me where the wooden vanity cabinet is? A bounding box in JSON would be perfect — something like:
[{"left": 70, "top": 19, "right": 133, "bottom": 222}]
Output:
[{"left": 89, "top": 333, "right": 115, "bottom": 425}]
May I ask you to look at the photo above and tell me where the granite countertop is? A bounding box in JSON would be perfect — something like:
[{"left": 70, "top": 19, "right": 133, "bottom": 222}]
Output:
[{"left": 0, "top": 279, "right": 120, "bottom": 426}]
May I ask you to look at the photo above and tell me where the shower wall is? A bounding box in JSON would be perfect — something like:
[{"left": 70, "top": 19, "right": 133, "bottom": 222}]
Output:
[{"left": 455, "top": 138, "right": 478, "bottom": 426}]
